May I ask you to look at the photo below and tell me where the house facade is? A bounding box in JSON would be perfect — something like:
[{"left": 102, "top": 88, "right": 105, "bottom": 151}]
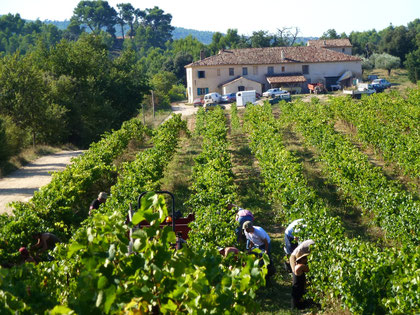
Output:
[{"left": 185, "top": 46, "right": 361, "bottom": 103}]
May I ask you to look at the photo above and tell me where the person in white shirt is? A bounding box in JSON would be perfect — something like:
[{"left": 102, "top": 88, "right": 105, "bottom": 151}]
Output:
[
  {"left": 284, "top": 219, "right": 305, "bottom": 255},
  {"left": 243, "top": 221, "right": 271, "bottom": 258}
]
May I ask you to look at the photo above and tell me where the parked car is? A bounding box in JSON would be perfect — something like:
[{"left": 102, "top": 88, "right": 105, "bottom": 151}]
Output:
[
  {"left": 204, "top": 92, "right": 222, "bottom": 104},
  {"left": 367, "top": 75, "right": 378, "bottom": 81},
  {"left": 204, "top": 103, "right": 225, "bottom": 111},
  {"left": 371, "top": 79, "right": 391, "bottom": 89},
  {"left": 369, "top": 84, "right": 385, "bottom": 93},
  {"left": 221, "top": 93, "right": 236, "bottom": 103},
  {"left": 193, "top": 98, "right": 204, "bottom": 107},
  {"left": 262, "top": 88, "right": 288, "bottom": 98},
  {"left": 268, "top": 93, "right": 291, "bottom": 104}
]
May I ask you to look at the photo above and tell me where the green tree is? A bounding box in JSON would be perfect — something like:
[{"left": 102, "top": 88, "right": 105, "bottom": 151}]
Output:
[
  {"left": 0, "top": 117, "right": 10, "bottom": 163},
  {"left": 374, "top": 52, "right": 400, "bottom": 75},
  {"left": 349, "top": 30, "right": 381, "bottom": 56},
  {"left": 359, "top": 55, "right": 374, "bottom": 74},
  {"left": 169, "top": 35, "right": 207, "bottom": 61},
  {"left": 379, "top": 25, "right": 413, "bottom": 63},
  {"left": 209, "top": 32, "right": 226, "bottom": 53},
  {"left": 405, "top": 49, "right": 420, "bottom": 83},
  {"left": 320, "top": 29, "right": 340, "bottom": 39},
  {"left": 134, "top": 6, "right": 174, "bottom": 50},
  {"left": 116, "top": 3, "right": 137, "bottom": 39},
  {"left": 0, "top": 53, "right": 67, "bottom": 146},
  {"left": 250, "top": 30, "right": 272, "bottom": 48},
  {"left": 224, "top": 29, "right": 241, "bottom": 48},
  {"left": 71, "top": 0, "right": 117, "bottom": 37}
]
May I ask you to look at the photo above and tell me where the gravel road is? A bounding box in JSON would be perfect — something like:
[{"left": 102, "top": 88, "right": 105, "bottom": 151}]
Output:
[{"left": 0, "top": 150, "right": 84, "bottom": 215}]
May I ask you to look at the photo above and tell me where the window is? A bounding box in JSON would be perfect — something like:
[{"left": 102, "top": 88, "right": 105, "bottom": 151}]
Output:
[
  {"left": 302, "top": 65, "right": 309, "bottom": 74},
  {"left": 267, "top": 66, "right": 274, "bottom": 75},
  {"left": 242, "top": 67, "right": 248, "bottom": 75},
  {"left": 281, "top": 66, "right": 285, "bottom": 72},
  {"left": 197, "top": 88, "right": 209, "bottom": 95},
  {"left": 198, "top": 71, "right": 205, "bottom": 78},
  {"left": 342, "top": 48, "right": 345, "bottom": 52},
  {"left": 217, "top": 69, "right": 221, "bottom": 76},
  {"left": 253, "top": 66, "right": 258, "bottom": 75},
  {"left": 238, "top": 86, "right": 245, "bottom": 91},
  {"left": 229, "top": 68, "right": 234, "bottom": 76}
]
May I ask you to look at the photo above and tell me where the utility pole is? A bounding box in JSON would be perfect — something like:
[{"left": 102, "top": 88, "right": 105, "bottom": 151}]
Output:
[{"left": 142, "top": 104, "right": 145, "bottom": 125}]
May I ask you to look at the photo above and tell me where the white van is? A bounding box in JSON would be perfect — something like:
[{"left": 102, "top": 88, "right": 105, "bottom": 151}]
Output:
[
  {"left": 236, "top": 90, "right": 256, "bottom": 106},
  {"left": 204, "top": 92, "right": 221, "bottom": 104}
]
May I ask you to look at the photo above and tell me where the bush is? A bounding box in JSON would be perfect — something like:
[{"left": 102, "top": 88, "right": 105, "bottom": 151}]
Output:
[{"left": 168, "top": 84, "right": 186, "bottom": 102}]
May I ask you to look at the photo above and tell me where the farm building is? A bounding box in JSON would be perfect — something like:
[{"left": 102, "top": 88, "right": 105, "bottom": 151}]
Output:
[{"left": 185, "top": 45, "right": 361, "bottom": 103}]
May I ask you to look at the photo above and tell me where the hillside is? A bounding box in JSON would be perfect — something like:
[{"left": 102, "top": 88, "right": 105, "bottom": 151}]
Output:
[{"left": 42, "top": 19, "right": 315, "bottom": 45}]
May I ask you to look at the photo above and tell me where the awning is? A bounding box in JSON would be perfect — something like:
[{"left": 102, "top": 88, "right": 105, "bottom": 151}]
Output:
[
  {"left": 267, "top": 75, "right": 307, "bottom": 84},
  {"left": 337, "top": 70, "right": 352, "bottom": 82}
]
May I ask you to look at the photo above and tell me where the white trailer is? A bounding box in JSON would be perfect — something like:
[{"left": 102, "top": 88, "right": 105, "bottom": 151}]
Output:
[{"left": 236, "top": 90, "right": 256, "bottom": 106}]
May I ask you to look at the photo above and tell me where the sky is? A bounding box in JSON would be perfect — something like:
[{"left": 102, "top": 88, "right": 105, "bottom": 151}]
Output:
[{"left": 0, "top": 0, "right": 419, "bottom": 37}]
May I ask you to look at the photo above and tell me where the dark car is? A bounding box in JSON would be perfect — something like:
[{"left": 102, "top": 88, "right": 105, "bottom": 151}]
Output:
[
  {"left": 221, "top": 93, "right": 236, "bottom": 103},
  {"left": 369, "top": 84, "right": 384, "bottom": 93},
  {"left": 193, "top": 98, "right": 204, "bottom": 107},
  {"left": 204, "top": 103, "right": 225, "bottom": 111},
  {"left": 268, "top": 93, "right": 291, "bottom": 105}
]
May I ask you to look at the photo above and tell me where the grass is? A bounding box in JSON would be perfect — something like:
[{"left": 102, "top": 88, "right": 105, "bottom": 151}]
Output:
[
  {"left": 227, "top": 116, "right": 297, "bottom": 314},
  {"left": 160, "top": 115, "right": 202, "bottom": 215}
]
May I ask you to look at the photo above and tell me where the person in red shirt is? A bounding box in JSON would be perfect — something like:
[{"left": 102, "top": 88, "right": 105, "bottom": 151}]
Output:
[{"left": 19, "top": 247, "right": 37, "bottom": 264}]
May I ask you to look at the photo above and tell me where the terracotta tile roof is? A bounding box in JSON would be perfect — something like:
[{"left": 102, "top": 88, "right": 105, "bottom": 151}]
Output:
[
  {"left": 267, "top": 75, "right": 307, "bottom": 84},
  {"left": 186, "top": 46, "right": 360, "bottom": 67},
  {"left": 307, "top": 39, "right": 352, "bottom": 48}
]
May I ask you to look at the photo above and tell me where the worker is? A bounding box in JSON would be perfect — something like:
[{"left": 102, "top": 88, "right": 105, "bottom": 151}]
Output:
[
  {"left": 89, "top": 192, "right": 108, "bottom": 215},
  {"left": 243, "top": 221, "right": 271, "bottom": 258},
  {"left": 218, "top": 246, "right": 240, "bottom": 257},
  {"left": 284, "top": 218, "right": 305, "bottom": 272},
  {"left": 175, "top": 232, "right": 187, "bottom": 250},
  {"left": 228, "top": 203, "right": 254, "bottom": 242},
  {"left": 284, "top": 219, "right": 305, "bottom": 255},
  {"left": 19, "top": 247, "right": 37, "bottom": 264},
  {"left": 32, "top": 232, "right": 60, "bottom": 260},
  {"left": 290, "top": 239, "right": 315, "bottom": 310}
]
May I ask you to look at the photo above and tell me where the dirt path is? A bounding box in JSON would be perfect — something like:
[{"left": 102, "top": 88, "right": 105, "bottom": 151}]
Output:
[{"left": 0, "top": 150, "right": 84, "bottom": 215}]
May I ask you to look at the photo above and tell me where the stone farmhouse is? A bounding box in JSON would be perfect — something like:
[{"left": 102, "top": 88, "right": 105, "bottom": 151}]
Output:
[{"left": 185, "top": 41, "right": 361, "bottom": 103}]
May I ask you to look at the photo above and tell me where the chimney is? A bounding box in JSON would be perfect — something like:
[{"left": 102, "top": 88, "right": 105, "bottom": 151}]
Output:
[
  {"left": 200, "top": 50, "right": 205, "bottom": 60},
  {"left": 218, "top": 48, "right": 225, "bottom": 54},
  {"left": 323, "top": 40, "right": 326, "bottom": 45},
  {"left": 281, "top": 50, "right": 285, "bottom": 60}
]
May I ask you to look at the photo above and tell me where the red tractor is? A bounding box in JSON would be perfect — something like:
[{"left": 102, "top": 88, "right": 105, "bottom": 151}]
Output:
[{"left": 127, "top": 191, "right": 194, "bottom": 248}]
